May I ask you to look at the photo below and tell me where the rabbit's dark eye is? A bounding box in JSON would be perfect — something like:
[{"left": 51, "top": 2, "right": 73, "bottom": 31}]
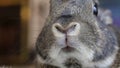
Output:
[{"left": 93, "top": 3, "right": 98, "bottom": 16}]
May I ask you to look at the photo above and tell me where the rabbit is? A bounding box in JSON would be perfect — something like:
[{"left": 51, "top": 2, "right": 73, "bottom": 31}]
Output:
[
  {"left": 35, "top": 0, "right": 119, "bottom": 68},
  {"left": 98, "top": 8, "right": 120, "bottom": 68}
]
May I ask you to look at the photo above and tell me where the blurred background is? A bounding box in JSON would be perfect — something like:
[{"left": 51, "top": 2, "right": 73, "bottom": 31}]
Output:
[
  {"left": 100, "top": 0, "right": 120, "bottom": 27},
  {"left": 0, "top": 0, "right": 119, "bottom": 67},
  {"left": 0, "top": 0, "right": 31, "bottom": 67}
]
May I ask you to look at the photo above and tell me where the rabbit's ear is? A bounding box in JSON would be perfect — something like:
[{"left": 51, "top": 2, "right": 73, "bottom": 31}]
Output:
[{"left": 98, "top": 8, "right": 113, "bottom": 25}]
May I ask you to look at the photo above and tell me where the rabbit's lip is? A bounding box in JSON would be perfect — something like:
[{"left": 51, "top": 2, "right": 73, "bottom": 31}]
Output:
[
  {"left": 62, "top": 36, "right": 75, "bottom": 52},
  {"left": 62, "top": 46, "right": 75, "bottom": 52}
]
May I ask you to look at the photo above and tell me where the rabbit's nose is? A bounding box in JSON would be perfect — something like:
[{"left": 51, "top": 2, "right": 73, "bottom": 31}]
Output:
[
  {"left": 67, "top": 22, "right": 80, "bottom": 36},
  {"left": 52, "top": 22, "right": 80, "bottom": 37}
]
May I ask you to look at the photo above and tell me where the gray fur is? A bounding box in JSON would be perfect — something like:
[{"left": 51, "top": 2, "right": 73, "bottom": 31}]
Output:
[{"left": 36, "top": 0, "right": 119, "bottom": 68}]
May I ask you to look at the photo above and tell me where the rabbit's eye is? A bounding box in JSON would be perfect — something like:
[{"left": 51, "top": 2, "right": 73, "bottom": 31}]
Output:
[{"left": 93, "top": 3, "right": 98, "bottom": 16}]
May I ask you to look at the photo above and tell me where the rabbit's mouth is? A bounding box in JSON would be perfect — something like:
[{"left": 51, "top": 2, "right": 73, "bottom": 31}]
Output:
[
  {"left": 61, "top": 36, "right": 75, "bottom": 52},
  {"left": 62, "top": 46, "right": 75, "bottom": 52}
]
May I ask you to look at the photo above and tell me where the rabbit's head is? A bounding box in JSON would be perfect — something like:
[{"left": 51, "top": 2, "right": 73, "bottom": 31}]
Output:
[{"left": 36, "top": 0, "right": 118, "bottom": 67}]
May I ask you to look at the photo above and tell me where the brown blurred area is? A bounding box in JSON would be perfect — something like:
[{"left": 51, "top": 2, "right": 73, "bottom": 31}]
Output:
[{"left": 0, "top": 0, "right": 39, "bottom": 67}]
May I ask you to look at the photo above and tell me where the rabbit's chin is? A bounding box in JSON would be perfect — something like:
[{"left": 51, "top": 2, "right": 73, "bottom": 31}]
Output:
[{"left": 46, "top": 42, "right": 94, "bottom": 68}]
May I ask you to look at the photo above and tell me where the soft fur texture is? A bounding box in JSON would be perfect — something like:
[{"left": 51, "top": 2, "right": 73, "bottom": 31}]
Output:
[{"left": 35, "top": 0, "right": 119, "bottom": 68}]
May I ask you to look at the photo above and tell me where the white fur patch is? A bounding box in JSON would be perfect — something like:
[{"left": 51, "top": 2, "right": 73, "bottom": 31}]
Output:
[
  {"left": 95, "top": 46, "right": 119, "bottom": 68},
  {"left": 48, "top": 43, "right": 95, "bottom": 68},
  {"left": 48, "top": 45, "right": 67, "bottom": 68},
  {"left": 95, "top": 55, "right": 115, "bottom": 68}
]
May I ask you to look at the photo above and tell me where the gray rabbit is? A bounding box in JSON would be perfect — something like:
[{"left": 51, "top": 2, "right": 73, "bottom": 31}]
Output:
[{"left": 35, "top": 0, "right": 119, "bottom": 68}]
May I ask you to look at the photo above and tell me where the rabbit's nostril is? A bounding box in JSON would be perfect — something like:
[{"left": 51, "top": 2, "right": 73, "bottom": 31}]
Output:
[
  {"left": 55, "top": 26, "right": 60, "bottom": 31},
  {"left": 73, "top": 24, "right": 77, "bottom": 27},
  {"left": 67, "top": 22, "right": 81, "bottom": 36},
  {"left": 55, "top": 25, "right": 65, "bottom": 33},
  {"left": 71, "top": 24, "right": 77, "bottom": 30},
  {"left": 52, "top": 23, "right": 65, "bottom": 37},
  {"left": 67, "top": 24, "right": 77, "bottom": 31}
]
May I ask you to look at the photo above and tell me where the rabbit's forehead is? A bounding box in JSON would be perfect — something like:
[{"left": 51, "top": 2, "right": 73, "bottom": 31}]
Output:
[
  {"left": 51, "top": 0, "right": 95, "bottom": 23},
  {"left": 51, "top": 0, "right": 95, "bottom": 15},
  {"left": 51, "top": 0, "right": 94, "bottom": 6}
]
